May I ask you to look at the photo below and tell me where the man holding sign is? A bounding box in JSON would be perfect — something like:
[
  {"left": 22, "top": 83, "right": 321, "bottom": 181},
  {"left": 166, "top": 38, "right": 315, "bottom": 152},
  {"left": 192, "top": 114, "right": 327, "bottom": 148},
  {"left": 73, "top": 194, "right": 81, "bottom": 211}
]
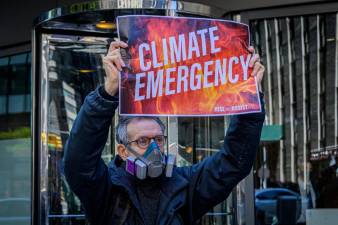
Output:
[{"left": 64, "top": 17, "right": 265, "bottom": 225}]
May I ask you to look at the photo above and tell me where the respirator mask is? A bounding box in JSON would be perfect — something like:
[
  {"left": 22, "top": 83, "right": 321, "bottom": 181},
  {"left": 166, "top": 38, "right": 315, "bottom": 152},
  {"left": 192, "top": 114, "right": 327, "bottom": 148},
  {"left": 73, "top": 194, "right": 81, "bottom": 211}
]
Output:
[{"left": 125, "top": 136, "right": 176, "bottom": 180}]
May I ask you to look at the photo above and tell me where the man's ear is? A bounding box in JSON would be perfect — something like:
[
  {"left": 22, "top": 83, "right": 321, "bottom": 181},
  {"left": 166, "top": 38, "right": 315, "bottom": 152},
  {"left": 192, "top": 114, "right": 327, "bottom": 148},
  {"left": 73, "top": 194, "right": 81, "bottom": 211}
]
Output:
[{"left": 117, "top": 144, "right": 129, "bottom": 160}]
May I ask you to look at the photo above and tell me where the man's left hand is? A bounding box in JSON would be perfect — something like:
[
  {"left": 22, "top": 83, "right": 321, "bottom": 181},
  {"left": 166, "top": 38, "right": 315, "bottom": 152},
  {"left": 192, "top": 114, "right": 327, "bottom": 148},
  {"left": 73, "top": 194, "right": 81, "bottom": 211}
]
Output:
[{"left": 248, "top": 46, "right": 265, "bottom": 92}]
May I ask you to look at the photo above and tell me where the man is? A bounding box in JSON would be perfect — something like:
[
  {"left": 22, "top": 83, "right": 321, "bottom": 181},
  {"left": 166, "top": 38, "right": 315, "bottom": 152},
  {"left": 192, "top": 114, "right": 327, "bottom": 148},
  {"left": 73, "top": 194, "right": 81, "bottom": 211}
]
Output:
[{"left": 64, "top": 41, "right": 265, "bottom": 225}]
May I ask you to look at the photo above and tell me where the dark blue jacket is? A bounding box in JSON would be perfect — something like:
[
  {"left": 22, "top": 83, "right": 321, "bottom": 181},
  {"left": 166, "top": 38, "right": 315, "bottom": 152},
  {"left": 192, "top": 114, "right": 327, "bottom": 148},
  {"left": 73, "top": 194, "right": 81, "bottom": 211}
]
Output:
[{"left": 64, "top": 87, "right": 265, "bottom": 225}]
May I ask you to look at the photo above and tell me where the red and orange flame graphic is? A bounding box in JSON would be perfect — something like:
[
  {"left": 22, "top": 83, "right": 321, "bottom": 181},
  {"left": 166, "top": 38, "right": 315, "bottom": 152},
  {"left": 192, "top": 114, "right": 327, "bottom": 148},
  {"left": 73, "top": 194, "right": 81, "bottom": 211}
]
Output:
[{"left": 117, "top": 15, "right": 261, "bottom": 116}]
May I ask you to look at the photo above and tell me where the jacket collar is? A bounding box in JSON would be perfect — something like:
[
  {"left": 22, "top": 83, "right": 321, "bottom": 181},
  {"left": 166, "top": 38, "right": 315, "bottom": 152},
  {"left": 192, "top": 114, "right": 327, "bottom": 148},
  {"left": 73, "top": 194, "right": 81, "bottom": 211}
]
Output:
[{"left": 108, "top": 156, "right": 145, "bottom": 222}]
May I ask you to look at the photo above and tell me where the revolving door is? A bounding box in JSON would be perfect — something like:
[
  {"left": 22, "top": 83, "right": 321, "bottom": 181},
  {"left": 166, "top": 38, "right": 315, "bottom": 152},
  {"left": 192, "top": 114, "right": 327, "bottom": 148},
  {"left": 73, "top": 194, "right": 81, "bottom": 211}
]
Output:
[{"left": 32, "top": 1, "right": 254, "bottom": 225}]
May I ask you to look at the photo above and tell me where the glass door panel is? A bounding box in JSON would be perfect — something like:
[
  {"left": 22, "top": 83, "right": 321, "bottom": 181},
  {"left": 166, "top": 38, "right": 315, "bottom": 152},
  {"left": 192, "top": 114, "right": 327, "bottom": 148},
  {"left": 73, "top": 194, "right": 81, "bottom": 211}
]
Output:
[
  {"left": 40, "top": 34, "right": 114, "bottom": 225},
  {"left": 172, "top": 116, "right": 236, "bottom": 225}
]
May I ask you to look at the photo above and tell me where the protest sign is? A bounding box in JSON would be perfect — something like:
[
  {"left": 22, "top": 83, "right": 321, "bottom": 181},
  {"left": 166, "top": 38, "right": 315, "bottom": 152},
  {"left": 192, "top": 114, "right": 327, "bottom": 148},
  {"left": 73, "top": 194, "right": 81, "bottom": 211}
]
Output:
[{"left": 117, "top": 15, "right": 261, "bottom": 116}]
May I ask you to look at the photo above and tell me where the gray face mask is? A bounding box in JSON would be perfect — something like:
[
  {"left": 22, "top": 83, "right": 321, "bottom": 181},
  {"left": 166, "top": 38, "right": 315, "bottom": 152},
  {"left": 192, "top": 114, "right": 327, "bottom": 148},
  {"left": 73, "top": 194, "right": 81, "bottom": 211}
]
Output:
[{"left": 125, "top": 141, "right": 175, "bottom": 180}]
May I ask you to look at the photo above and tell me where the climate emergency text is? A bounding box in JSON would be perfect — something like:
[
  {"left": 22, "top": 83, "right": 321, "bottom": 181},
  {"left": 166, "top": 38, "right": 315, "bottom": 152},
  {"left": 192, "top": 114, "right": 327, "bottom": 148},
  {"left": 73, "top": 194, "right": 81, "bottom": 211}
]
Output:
[{"left": 133, "top": 26, "right": 251, "bottom": 101}]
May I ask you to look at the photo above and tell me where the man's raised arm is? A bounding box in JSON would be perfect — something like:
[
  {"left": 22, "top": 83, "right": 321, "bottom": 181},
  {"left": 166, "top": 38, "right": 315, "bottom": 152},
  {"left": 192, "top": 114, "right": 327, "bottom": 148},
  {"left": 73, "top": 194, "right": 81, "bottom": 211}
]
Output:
[
  {"left": 63, "top": 86, "right": 118, "bottom": 192},
  {"left": 63, "top": 41, "right": 127, "bottom": 221}
]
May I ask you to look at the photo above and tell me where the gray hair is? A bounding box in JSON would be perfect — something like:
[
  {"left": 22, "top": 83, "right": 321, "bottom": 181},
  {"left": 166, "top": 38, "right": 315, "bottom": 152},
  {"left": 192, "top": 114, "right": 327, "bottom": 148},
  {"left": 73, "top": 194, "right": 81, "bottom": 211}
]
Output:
[{"left": 116, "top": 116, "right": 166, "bottom": 145}]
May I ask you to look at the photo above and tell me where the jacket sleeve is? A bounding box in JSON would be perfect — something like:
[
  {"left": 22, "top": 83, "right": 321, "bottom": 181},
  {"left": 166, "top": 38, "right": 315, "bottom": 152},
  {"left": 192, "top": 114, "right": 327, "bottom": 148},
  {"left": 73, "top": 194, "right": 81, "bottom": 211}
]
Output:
[
  {"left": 63, "top": 86, "right": 118, "bottom": 220},
  {"left": 177, "top": 93, "right": 265, "bottom": 221}
]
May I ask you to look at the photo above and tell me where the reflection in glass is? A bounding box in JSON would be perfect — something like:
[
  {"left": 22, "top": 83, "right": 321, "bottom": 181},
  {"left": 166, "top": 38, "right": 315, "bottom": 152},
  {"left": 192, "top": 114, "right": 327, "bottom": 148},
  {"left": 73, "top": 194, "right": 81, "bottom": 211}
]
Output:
[
  {"left": 176, "top": 116, "right": 234, "bottom": 225},
  {"left": 0, "top": 53, "right": 31, "bottom": 224},
  {"left": 40, "top": 35, "right": 113, "bottom": 224}
]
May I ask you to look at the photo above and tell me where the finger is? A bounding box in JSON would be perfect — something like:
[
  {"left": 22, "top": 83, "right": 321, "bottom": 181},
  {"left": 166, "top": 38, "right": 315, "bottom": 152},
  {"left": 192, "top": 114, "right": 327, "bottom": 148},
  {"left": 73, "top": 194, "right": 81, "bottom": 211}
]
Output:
[
  {"left": 251, "top": 62, "right": 264, "bottom": 77},
  {"left": 249, "top": 54, "right": 260, "bottom": 67},
  {"left": 257, "top": 68, "right": 265, "bottom": 80},
  {"left": 104, "top": 55, "right": 123, "bottom": 71},
  {"left": 119, "top": 57, "right": 126, "bottom": 67},
  {"left": 104, "top": 56, "right": 122, "bottom": 72},
  {"left": 108, "top": 41, "right": 128, "bottom": 53},
  {"left": 108, "top": 41, "right": 128, "bottom": 52},
  {"left": 103, "top": 58, "right": 119, "bottom": 76},
  {"left": 247, "top": 46, "right": 255, "bottom": 54},
  {"left": 107, "top": 49, "right": 126, "bottom": 67},
  {"left": 107, "top": 48, "right": 120, "bottom": 56},
  {"left": 256, "top": 68, "right": 264, "bottom": 82}
]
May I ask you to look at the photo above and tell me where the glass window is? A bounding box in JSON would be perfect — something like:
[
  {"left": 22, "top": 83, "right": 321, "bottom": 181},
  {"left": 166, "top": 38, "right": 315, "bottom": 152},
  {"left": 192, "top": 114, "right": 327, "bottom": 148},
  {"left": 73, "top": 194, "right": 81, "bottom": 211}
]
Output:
[
  {"left": 0, "top": 52, "right": 31, "bottom": 225},
  {"left": 0, "top": 57, "right": 9, "bottom": 66},
  {"left": 0, "top": 57, "right": 9, "bottom": 108},
  {"left": 10, "top": 53, "right": 27, "bottom": 65}
]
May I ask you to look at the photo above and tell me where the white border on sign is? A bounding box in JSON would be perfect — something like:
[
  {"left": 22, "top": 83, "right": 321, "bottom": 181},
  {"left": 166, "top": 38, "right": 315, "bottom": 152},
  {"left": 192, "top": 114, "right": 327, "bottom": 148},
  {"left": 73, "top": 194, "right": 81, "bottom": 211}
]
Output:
[{"left": 116, "top": 15, "right": 261, "bottom": 117}]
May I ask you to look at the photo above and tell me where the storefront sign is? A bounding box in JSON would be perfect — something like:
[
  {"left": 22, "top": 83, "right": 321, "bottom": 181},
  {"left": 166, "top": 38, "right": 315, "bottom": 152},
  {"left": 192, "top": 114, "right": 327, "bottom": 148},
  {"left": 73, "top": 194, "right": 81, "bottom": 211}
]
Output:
[{"left": 117, "top": 15, "right": 261, "bottom": 116}]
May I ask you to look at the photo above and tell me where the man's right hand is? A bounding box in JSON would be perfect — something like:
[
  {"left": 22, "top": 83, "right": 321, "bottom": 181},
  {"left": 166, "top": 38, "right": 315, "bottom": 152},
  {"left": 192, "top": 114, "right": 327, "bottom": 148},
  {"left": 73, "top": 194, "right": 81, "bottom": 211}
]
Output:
[{"left": 102, "top": 41, "right": 128, "bottom": 96}]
